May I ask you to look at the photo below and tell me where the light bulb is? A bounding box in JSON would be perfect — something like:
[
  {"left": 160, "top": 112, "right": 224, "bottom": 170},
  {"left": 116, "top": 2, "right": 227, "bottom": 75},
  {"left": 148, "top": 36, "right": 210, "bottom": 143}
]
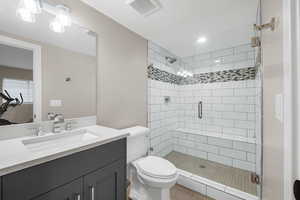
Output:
[
  {"left": 49, "top": 5, "right": 72, "bottom": 33},
  {"left": 197, "top": 37, "right": 207, "bottom": 44},
  {"left": 16, "top": 7, "right": 36, "bottom": 23},
  {"left": 17, "top": 0, "right": 41, "bottom": 14},
  {"left": 49, "top": 18, "right": 65, "bottom": 33},
  {"left": 16, "top": 0, "right": 41, "bottom": 23},
  {"left": 24, "top": 0, "right": 41, "bottom": 14},
  {"left": 56, "top": 5, "right": 72, "bottom": 27}
]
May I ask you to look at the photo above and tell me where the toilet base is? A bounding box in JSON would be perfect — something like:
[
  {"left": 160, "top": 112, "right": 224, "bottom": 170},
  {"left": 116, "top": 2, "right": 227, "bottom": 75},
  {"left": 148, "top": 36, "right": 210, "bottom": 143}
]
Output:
[
  {"left": 147, "top": 187, "right": 170, "bottom": 200},
  {"left": 130, "top": 186, "right": 171, "bottom": 200},
  {"left": 129, "top": 167, "right": 172, "bottom": 200}
]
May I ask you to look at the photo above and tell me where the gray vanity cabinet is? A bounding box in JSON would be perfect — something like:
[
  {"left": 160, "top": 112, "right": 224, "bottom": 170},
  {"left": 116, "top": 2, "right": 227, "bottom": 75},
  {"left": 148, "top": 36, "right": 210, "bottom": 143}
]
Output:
[
  {"left": 84, "top": 160, "right": 125, "bottom": 200},
  {"left": 32, "top": 178, "right": 83, "bottom": 200},
  {"left": 0, "top": 178, "right": 2, "bottom": 200},
  {"left": 0, "top": 139, "right": 126, "bottom": 200}
]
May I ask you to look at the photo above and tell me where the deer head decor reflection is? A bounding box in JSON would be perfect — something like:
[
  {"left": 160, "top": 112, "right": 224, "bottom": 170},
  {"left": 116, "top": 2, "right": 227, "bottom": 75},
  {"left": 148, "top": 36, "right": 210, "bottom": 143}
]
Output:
[{"left": 0, "top": 90, "right": 24, "bottom": 117}]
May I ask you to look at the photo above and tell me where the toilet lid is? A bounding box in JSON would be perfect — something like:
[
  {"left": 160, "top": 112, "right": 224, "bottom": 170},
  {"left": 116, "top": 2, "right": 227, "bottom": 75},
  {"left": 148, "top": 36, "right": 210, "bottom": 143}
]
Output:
[{"left": 136, "top": 156, "right": 177, "bottom": 179}]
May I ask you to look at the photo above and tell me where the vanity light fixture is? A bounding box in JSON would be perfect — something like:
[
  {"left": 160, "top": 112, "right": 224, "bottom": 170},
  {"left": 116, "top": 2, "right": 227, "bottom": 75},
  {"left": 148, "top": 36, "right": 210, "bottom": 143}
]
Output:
[
  {"left": 16, "top": 0, "right": 42, "bottom": 23},
  {"left": 16, "top": 1, "right": 73, "bottom": 33},
  {"left": 49, "top": 5, "right": 72, "bottom": 33}
]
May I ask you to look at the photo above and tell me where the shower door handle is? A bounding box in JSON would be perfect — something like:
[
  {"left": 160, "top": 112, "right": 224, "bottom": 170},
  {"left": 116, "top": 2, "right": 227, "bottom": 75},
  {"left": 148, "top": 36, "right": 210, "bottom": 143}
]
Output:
[
  {"left": 89, "top": 185, "right": 95, "bottom": 200},
  {"left": 198, "top": 101, "right": 203, "bottom": 119}
]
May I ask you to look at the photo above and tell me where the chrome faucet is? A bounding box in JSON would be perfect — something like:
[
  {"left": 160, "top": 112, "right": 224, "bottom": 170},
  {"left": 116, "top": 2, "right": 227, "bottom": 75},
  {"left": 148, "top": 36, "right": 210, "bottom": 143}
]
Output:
[
  {"left": 48, "top": 113, "right": 65, "bottom": 133},
  {"left": 53, "top": 114, "right": 64, "bottom": 133}
]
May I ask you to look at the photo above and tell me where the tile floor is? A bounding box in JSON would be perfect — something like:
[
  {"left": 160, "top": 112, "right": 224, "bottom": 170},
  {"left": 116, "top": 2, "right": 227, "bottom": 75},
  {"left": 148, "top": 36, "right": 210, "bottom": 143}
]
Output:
[
  {"left": 171, "top": 184, "right": 215, "bottom": 200},
  {"left": 165, "top": 151, "right": 257, "bottom": 196}
]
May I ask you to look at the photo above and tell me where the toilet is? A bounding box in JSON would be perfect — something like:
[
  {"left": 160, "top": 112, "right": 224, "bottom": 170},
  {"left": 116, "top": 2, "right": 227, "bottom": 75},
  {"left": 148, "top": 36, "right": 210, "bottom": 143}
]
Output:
[{"left": 123, "top": 126, "right": 178, "bottom": 200}]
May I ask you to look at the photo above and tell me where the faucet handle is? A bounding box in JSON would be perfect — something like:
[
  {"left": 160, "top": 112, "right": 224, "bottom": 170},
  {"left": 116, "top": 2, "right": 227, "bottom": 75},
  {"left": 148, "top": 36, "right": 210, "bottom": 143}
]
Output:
[
  {"left": 28, "top": 125, "right": 44, "bottom": 136},
  {"left": 47, "top": 112, "right": 56, "bottom": 120},
  {"left": 54, "top": 114, "right": 64, "bottom": 123},
  {"left": 65, "top": 120, "right": 77, "bottom": 131}
]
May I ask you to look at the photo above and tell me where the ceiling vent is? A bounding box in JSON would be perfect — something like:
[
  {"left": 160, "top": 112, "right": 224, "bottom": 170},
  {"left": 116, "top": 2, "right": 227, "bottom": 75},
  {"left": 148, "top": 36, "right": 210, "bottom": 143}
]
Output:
[{"left": 126, "top": 0, "right": 161, "bottom": 17}]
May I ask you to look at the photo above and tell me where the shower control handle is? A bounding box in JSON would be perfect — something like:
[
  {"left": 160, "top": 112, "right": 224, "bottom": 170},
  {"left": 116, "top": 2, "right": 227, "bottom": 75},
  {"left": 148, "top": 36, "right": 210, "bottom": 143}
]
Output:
[{"left": 198, "top": 101, "right": 203, "bottom": 119}]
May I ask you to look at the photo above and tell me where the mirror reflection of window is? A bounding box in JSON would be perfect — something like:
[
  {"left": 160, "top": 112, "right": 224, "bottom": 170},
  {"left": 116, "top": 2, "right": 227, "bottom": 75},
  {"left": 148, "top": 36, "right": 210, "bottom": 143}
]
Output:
[
  {"left": 0, "top": 44, "right": 33, "bottom": 126},
  {"left": 2, "top": 78, "right": 33, "bottom": 104}
]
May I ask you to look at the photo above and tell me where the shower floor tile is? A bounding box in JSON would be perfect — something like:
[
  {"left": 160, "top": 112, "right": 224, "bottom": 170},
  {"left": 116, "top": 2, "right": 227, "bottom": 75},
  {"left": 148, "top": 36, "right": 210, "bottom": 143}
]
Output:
[
  {"left": 165, "top": 151, "right": 257, "bottom": 196},
  {"left": 171, "top": 184, "right": 215, "bottom": 200}
]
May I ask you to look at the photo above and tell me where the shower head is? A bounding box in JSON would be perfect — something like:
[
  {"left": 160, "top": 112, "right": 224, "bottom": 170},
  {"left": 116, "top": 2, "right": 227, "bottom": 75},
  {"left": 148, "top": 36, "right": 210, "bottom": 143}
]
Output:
[{"left": 165, "top": 56, "right": 177, "bottom": 64}]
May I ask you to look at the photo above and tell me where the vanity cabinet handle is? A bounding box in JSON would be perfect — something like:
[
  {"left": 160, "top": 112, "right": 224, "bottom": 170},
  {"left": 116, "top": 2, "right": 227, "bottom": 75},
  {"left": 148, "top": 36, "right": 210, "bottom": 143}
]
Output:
[
  {"left": 74, "top": 193, "right": 81, "bottom": 200},
  {"left": 198, "top": 101, "right": 203, "bottom": 119},
  {"left": 90, "top": 185, "right": 95, "bottom": 200}
]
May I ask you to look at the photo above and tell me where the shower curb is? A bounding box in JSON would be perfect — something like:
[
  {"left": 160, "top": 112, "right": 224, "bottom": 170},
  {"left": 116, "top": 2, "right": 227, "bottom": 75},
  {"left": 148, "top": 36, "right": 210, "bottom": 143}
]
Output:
[{"left": 177, "top": 169, "right": 259, "bottom": 200}]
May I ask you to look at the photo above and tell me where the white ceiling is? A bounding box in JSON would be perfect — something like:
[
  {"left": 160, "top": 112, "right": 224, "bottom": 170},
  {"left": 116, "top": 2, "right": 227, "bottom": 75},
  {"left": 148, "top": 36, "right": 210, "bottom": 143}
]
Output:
[
  {"left": 0, "top": 44, "right": 33, "bottom": 70},
  {"left": 81, "top": 0, "right": 258, "bottom": 57},
  {"left": 0, "top": 0, "right": 96, "bottom": 57}
]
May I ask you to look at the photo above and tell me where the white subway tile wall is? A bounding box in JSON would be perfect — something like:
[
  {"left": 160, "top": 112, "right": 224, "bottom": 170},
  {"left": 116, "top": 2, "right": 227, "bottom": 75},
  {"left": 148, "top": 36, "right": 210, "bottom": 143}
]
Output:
[
  {"left": 182, "top": 44, "right": 255, "bottom": 74},
  {"left": 148, "top": 41, "right": 181, "bottom": 74},
  {"left": 173, "top": 131, "right": 256, "bottom": 172},
  {"left": 148, "top": 80, "right": 179, "bottom": 157},
  {"left": 147, "top": 41, "right": 261, "bottom": 173}
]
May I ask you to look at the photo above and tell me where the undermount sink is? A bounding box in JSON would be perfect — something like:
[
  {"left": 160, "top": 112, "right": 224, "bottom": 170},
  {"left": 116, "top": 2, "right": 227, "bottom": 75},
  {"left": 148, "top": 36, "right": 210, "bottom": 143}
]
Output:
[{"left": 22, "top": 129, "right": 99, "bottom": 152}]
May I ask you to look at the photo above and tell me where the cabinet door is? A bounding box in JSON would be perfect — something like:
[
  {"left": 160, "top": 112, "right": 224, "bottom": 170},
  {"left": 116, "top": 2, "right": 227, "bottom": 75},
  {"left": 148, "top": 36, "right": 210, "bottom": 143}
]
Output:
[
  {"left": 32, "top": 178, "right": 83, "bottom": 200},
  {"left": 0, "top": 177, "right": 2, "bottom": 200},
  {"left": 84, "top": 160, "right": 126, "bottom": 200}
]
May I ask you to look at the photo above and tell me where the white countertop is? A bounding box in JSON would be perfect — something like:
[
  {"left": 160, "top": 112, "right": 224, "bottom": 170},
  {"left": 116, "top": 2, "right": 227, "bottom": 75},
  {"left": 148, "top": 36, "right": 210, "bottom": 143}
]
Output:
[{"left": 0, "top": 125, "right": 129, "bottom": 176}]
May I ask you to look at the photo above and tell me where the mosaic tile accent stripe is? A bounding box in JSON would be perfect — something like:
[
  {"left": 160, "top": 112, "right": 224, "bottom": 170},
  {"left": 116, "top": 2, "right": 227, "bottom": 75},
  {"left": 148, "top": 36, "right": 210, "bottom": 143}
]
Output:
[
  {"left": 148, "top": 65, "right": 258, "bottom": 85},
  {"left": 148, "top": 64, "right": 182, "bottom": 84}
]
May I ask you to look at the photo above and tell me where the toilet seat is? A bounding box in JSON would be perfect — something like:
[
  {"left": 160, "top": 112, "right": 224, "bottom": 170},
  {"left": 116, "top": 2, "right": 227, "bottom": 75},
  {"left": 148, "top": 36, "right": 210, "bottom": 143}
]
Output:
[{"left": 135, "top": 156, "right": 177, "bottom": 179}]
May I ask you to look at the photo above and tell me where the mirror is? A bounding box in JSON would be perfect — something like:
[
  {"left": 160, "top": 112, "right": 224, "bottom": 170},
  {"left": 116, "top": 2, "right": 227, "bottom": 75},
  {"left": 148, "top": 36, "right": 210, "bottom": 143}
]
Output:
[{"left": 0, "top": 0, "right": 97, "bottom": 126}]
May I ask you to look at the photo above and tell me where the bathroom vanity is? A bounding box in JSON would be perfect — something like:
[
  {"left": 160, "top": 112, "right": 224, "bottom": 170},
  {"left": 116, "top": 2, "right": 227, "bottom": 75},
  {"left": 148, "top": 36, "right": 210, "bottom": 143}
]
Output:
[{"left": 0, "top": 126, "right": 128, "bottom": 200}]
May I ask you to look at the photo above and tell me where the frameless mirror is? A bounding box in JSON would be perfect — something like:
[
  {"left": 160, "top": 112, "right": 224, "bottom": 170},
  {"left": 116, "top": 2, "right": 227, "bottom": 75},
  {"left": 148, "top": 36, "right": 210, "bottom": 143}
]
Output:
[{"left": 0, "top": 0, "right": 97, "bottom": 126}]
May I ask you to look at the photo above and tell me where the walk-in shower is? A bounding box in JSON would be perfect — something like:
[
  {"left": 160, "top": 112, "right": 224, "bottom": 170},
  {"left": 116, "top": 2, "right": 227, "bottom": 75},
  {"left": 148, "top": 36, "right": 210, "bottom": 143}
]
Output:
[
  {"left": 148, "top": 40, "right": 262, "bottom": 200},
  {"left": 147, "top": 1, "right": 262, "bottom": 197}
]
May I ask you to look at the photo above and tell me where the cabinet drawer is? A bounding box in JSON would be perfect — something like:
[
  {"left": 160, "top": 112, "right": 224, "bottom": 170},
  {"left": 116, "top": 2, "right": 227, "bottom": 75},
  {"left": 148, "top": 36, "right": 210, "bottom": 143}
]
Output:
[
  {"left": 32, "top": 178, "right": 83, "bottom": 200},
  {"left": 2, "top": 138, "right": 126, "bottom": 200}
]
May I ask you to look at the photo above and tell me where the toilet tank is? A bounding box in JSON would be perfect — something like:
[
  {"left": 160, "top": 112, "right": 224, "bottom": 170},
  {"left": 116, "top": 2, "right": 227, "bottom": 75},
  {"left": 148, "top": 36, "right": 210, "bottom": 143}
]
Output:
[{"left": 122, "top": 126, "right": 150, "bottom": 163}]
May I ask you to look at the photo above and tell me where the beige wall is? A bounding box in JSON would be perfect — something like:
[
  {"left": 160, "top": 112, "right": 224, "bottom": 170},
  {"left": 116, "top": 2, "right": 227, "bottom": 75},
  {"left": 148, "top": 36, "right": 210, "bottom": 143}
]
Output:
[
  {"left": 50, "top": 0, "right": 148, "bottom": 128},
  {"left": 261, "top": 0, "right": 284, "bottom": 199},
  {"left": 41, "top": 45, "right": 96, "bottom": 120},
  {"left": 0, "top": 31, "right": 97, "bottom": 121},
  {"left": 0, "top": 66, "right": 33, "bottom": 123}
]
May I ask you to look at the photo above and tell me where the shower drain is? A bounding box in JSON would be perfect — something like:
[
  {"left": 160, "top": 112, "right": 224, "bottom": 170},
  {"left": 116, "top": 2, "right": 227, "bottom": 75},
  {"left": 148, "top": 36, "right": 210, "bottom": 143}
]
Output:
[{"left": 199, "top": 165, "right": 206, "bottom": 169}]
